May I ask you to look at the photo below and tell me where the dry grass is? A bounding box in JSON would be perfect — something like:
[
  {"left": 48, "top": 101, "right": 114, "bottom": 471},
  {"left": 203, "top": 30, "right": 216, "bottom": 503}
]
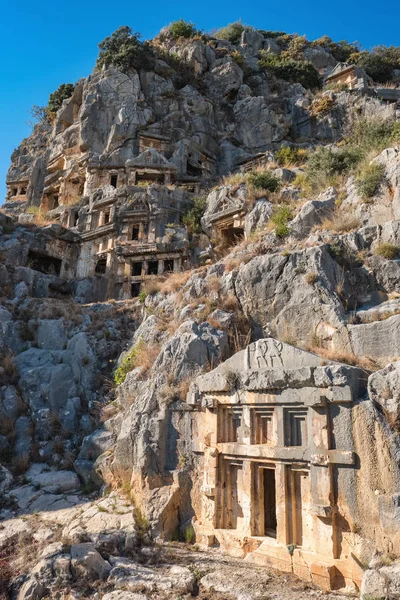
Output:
[
  {"left": 135, "top": 344, "right": 160, "bottom": 376},
  {"left": 207, "top": 276, "right": 221, "bottom": 293},
  {"left": 221, "top": 294, "right": 240, "bottom": 312},
  {"left": 224, "top": 251, "right": 255, "bottom": 271},
  {"left": 220, "top": 172, "right": 245, "bottom": 188},
  {"left": 0, "top": 416, "right": 16, "bottom": 444},
  {"left": 361, "top": 307, "right": 400, "bottom": 324},
  {"left": 307, "top": 344, "right": 380, "bottom": 371},
  {"left": 305, "top": 272, "right": 317, "bottom": 285},
  {"left": 177, "top": 377, "right": 191, "bottom": 401},
  {"left": 229, "top": 326, "right": 252, "bottom": 354},
  {"left": 0, "top": 352, "right": 18, "bottom": 385},
  {"left": 38, "top": 298, "right": 84, "bottom": 324},
  {"left": 143, "top": 278, "right": 164, "bottom": 296},
  {"left": 317, "top": 210, "right": 360, "bottom": 233},
  {"left": 144, "top": 271, "right": 193, "bottom": 296},
  {"left": 161, "top": 271, "right": 192, "bottom": 294},
  {"left": 11, "top": 452, "right": 30, "bottom": 474},
  {"left": 375, "top": 243, "right": 399, "bottom": 260},
  {"left": 207, "top": 316, "right": 224, "bottom": 330},
  {"left": 160, "top": 376, "right": 195, "bottom": 405}
]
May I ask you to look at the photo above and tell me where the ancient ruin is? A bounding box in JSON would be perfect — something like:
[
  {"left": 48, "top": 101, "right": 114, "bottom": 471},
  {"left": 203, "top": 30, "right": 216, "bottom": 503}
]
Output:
[
  {"left": 189, "top": 340, "right": 368, "bottom": 591},
  {"left": 2, "top": 19, "right": 400, "bottom": 600}
]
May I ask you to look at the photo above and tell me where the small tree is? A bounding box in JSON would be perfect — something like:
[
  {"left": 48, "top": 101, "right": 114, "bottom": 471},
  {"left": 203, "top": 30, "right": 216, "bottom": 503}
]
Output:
[
  {"left": 30, "top": 105, "right": 48, "bottom": 123},
  {"left": 47, "top": 83, "right": 75, "bottom": 114},
  {"left": 215, "top": 21, "right": 246, "bottom": 44},
  {"left": 271, "top": 205, "right": 294, "bottom": 237},
  {"left": 96, "top": 25, "right": 154, "bottom": 73},
  {"left": 182, "top": 196, "right": 207, "bottom": 235},
  {"left": 355, "top": 163, "right": 386, "bottom": 199},
  {"left": 247, "top": 170, "right": 280, "bottom": 192},
  {"left": 169, "top": 19, "right": 199, "bottom": 40}
]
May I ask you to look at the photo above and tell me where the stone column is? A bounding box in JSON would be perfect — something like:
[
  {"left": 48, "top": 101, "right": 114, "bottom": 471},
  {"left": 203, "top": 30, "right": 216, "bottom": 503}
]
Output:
[
  {"left": 275, "top": 463, "right": 287, "bottom": 545},
  {"left": 241, "top": 459, "right": 253, "bottom": 536}
]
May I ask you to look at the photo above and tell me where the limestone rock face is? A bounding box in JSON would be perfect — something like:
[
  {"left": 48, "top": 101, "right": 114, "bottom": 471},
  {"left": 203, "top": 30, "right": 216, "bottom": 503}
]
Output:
[
  {"left": 348, "top": 314, "right": 400, "bottom": 360},
  {"left": 289, "top": 188, "right": 336, "bottom": 240},
  {"left": 235, "top": 245, "right": 346, "bottom": 341},
  {"left": 244, "top": 198, "right": 273, "bottom": 237},
  {"left": 5, "top": 21, "right": 400, "bottom": 600},
  {"left": 368, "top": 361, "right": 400, "bottom": 422}
]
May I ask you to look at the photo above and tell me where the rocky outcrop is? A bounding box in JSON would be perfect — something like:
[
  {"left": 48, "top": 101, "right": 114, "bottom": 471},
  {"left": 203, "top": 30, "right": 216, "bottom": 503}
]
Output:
[
  {"left": 235, "top": 244, "right": 346, "bottom": 341},
  {"left": 4, "top": 20, "right": 400, "bottom": 600}
]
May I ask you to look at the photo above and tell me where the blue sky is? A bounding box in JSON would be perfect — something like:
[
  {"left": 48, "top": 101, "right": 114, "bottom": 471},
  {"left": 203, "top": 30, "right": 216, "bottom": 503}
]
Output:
[{"left": 0, "top": 0, "right": 398, "bottom": 202}]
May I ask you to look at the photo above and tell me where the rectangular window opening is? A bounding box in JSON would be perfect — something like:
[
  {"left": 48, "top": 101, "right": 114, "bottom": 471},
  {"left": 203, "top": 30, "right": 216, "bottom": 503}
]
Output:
[
  {"left": 164, "top": 259, "right": 174, "bottom": 273},
  {"left": 95, "top": 258, "right": 107, "bottom": 274},
  {"left": 148, "top": 261, "right": 158, "bottom": 275},
  {"left": 131, "top": 262, "right": 142, "bottom": 277},
  {"left": 131, "top": 282, "right": 141, "bottom": 297},
  {"left": 263, "top": 469, "right": 277, "bottom": 538}
]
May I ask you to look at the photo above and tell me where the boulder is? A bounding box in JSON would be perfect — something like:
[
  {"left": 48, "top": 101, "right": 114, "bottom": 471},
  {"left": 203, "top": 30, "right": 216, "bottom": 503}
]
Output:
[
  {"left": 360, "top": 569, "right": 388, "bottom": 599},
  {"left": 16, "top": 578, "right": 48, "bottom": 600},
  {"left": 206, "top": 59, "right": 243, "bottom": 98},
  {"left": 262, "top": 38, "right": 281, "bottom": 55},
  {"left": 290, "top": 189, "right": 336, "bottom": 240},
  {"left": 173, "top": 39, "right": 215, "bottom": 74},
  {"left": 0, "top": 463, "right": 12, "bottom": 494},
  {"left": 152, "top": 320, "right": 229, "bottom": 381},
  {"left": 37, "top": 319, "right": 67, "bottom": 350},
  {"left": 70, "top": 542, "right": 111, "bottom": 580},
  {"left": 348, "top": 314, "right": 400, "bottom": 360},
  {"left": 240, "top": 29, "right": 264, "bottom": 56},
  {"left": 234, "top": 245, "right": 346, "bottom": 340},
  {"left": 304, "top": 47, "right": 337, "bottom": 69},
  {"left": 26, "top": 469, "right": 79, "bottom": 493},
  {"left": 201, "top": 565, "right": 271, "bottom": 599},
  {"left": 368, "top": 361, "right": 400, "bottom": 424},
  {"left": 244, "top": 199, "right": 273, "bottom": 237},
  {"left": 234, "top": 97, "right": 288, "bottom": 149}
]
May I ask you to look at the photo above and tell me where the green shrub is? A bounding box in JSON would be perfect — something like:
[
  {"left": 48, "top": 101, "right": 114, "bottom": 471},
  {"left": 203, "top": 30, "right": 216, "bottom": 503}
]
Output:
[
  {"left": 282, "top": 35, "right": 309, "bottom": 60},
  {"left": 138, "top": 290, "right": 147, "bottom": 304},
  {"left": 133, "top": 506, "right": 150, "bottom": 542},
  {"left": 96, "top": 26, "right": 154, "bottom": 73},
  {"left": 349, "top": 119, "right": 397, "bottom": 153},
  {"left": 275, "top": 146, "right": 307, "bottom": 166},
  {"left": 247, "top": 170, "right": 280, "bottom": 192},
  {"left": 311, "top": 37, "right": 360, "bottom": 62},
  {"left": 47, "top": 83, "right": 75, "bottom": 113},
  {"left": 258, "top": 53, "right": 321, "bottom": 89},
  {"left": 258, "top": 30, "right": 286, "bottom": 39},
  {"left": 216, "top": 21, "right": 246, "bottom": 44},
  {"left": 230, "top": 50, "right": 244, "bottom": 66},
  {"left": 391, "top": 122, "right": 400, "bottom": 145},
  {"left": 182, "top": 196, "right": 207, "bottom": 235},
  {"left": 354, "top": 46, "right": 400, "bottom": 83},
  {"left": 307, "top": 147, "right": 362, "bottom": 178},
  {"left": 309, "top": 95, "right": 335, "bottom": 117},
  {"left": 114, "top": 340, "right": 143, "bottom": 385},
  {"left": 271, "top": 205, "right": 294, "bottom": 237},
  {"left": 169, "top": 19, "right": 199, "bottom": 40},
  {"left": 375, "top": 243, "right": 399, "bottom": 260},
  {"left": 183, "top": 523, "right": 195, "bottom": 543},
  {"left": 355, "top": 163, "right": 386, "bottom": 199}
]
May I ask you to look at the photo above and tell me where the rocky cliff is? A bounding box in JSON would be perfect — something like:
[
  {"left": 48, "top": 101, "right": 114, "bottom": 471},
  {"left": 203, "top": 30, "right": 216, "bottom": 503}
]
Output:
[{"left": 2, "top": 21, "right": 400, "bottom": 600}]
